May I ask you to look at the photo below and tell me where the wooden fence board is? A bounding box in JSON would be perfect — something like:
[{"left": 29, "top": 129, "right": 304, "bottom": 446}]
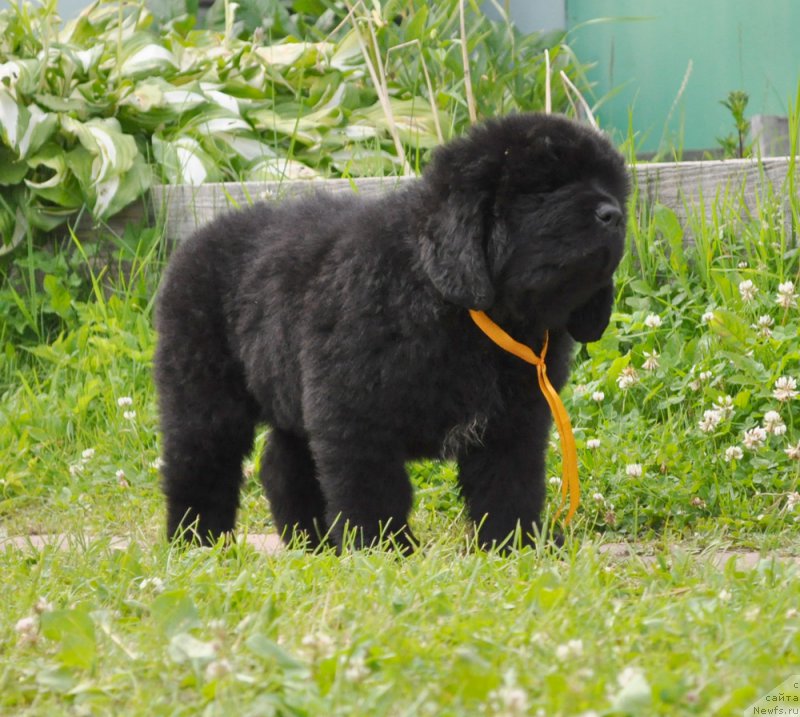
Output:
[{"left": 147, "top": 157, "right": 799, "bottom": 242}]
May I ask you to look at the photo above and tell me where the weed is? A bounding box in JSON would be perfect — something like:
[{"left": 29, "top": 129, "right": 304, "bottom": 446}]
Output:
[{"left": 717, "top": 90, "right": 753, "bottom": 159}]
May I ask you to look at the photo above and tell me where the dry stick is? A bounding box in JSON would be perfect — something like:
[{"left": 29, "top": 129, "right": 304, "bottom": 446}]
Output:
[
  {"left": 559, "top": 71, "right": 598, "bottom": 129},
  {"left": 459, "top": 0, "right": 477, "bottom": 125},
  {"left": 363, "top": 15, "right": 414, "bottom": 175},
  {"left": 322, "top": 0, "right": 358, "bottom": 40},
  {"left": 386, "top": 40, "right": 444, "bottom": 144},
  {"left": 329, "top": 6, "right": 442, "bottom": 149},
  {"left": 544, "top": 49, "right": 552, "bottom": 115},
  {"left": 344, "top": 0, "right": 412, "bottom": 175},
  {"left": 562, "top": 85, "right": 579, "bottom": 119}
]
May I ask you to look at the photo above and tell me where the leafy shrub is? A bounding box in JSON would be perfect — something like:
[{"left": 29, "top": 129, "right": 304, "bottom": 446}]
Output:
[{"left": 0, "top": 0, "right": 586, "bottom": 250}]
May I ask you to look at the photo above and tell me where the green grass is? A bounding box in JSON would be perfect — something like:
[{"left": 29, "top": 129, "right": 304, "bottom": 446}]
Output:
[
  {"left": 2, "top": 166, "right": 800, "bottom": 714},
  {"left": 2, "top": 532, "right": 798, "bottom": 715}
]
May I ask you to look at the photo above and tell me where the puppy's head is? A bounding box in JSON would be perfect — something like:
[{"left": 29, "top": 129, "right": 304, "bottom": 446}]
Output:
[{"left": 419, "top": 113, "right": 629, "bottom": 343}]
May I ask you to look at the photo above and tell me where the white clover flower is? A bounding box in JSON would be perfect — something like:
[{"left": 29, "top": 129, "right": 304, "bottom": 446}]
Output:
[
  {"left": 616, "top": 366, "right": 639, "bottom": 390},
  {"left": 587, "top": 438, "right": 601, "bottom": 450},
  {"left": 785, "top": 442, "right": 800, "bottom": 460},
  {"left": 81, "top": 448, "right": 96, "bottom": 461},
  {"left": 14, "top": 615, "right": 38, "bottom": 645},
  {"left": 738, "top": 279, "right": 758, "bottom": 302},
  {"left": 34, "top": 597, "right": 53, "bottom": 614},
  {"left": 204, "top": 659, "right": 232, "bottom": 681},
  {"left": 774, "top": 376, "right": 798, "bottom": 402},
  {"left": 701, "top": 310, "right": 715, "bottom": 324},
  {"left": 617, "top": 665, "right": 646, "bottom": 689},
  {"left": 763, "top": 410, "right": 787, "bottom": 436},
  {"left": 117, "top": 396, "right": 133, "bottom": 407},
  {"left": 591, "top": 391, "right": 605, "bottom": 402},
  {"left": 548, "top": 476, "right": 560, "bottom": 486},
  {"left": 490, "top": 685, "right": 529, "bottom": 715},
  {"left": 742, "top": 426, "right": 768, "bottom": 450},
  {"left": 642, "top": 350, "right": 659, "bottom": 372},
  {"left": 625, "top": 463, "right": 643, "bottom": 478},
  {"left": 786, "top": 492, "right": 800, "bottom": 511},
  {"left": 68, "top": 463, "right": 83, "bottom": 478},
  {"left": 116, "top": 469, "right": 130, "bottom": 488},
  {"left": 714, "top": 395, "right": 735, "bottom": 420},
  {"left": 690, "top": 496, "right": 706, "bottom": 508},
  {"left": 644, "top": 313, "right": 662, "bottom": 329},
  {"left": 123, "top": 410, "right": 136, "bottom": 421},
  {"left": 738, "top": 261, "right": 748, "bottom": 269},
  {"left": 592, "top": 492, "right": 606, "bottom": 503},
  {"left": 301, "top": 632, "right": 335, "bottom": 659},
  {"left": 718, "top": 589, "right": 732, "bottom": 602},
  {"left": 555, "top": 639, "right": 584, "bottom": 661},
  {"left": 150, "top": 457, "right": 165, "bottom": 470},
  {"left": 698, "top": 409, "right": 722, "bottom": 433},
  {"left": 744, "top": 607, "right": 760, "bottom": 622},
  {"left": 753, "top": 314, "right": 775, "bottom": 338},
  {"left": 724, "top": 445, "right": 743, "bottom": 462},
  {"left": 139, "top": 577, "right": 165, "bottom": 593},
  {"left": 344, "top": 654, "right": 370, "bottom": 682},
  {"left": 776, "top": 281, "right": 798, "bottom": 309},
  {"left": 15, "top": 616, "right": 37, "bottom": 636},
  {"left": 689, "top": 369, "right": 714, "bottom": 392}
]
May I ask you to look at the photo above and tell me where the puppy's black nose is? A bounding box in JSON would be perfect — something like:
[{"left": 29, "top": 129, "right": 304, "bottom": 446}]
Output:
[{"left": 595, "top": 201, "right": 622, "bottom": 228}]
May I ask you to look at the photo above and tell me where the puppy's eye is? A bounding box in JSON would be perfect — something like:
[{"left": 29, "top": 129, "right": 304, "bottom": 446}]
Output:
[{"left": 594, "top": 201, "right": 622, "bottom": 227}]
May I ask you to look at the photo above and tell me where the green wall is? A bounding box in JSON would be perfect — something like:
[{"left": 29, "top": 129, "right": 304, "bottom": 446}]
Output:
[
  {"left": 55, "top": 0, "right": 88, "bottom": 19},
  {"left": 567, "top": 0, "right": 800, "bottom": 154}
]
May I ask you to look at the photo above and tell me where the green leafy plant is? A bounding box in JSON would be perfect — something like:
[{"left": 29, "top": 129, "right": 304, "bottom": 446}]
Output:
[
  {"left": 566, "top": 172, "right": 800, "bottom": 536},
  {"left": 0, "top": 0, "right": 587, "bottom": 252},
  {"left": 717, "top": 89, "right": 752, "bottom": 158}
]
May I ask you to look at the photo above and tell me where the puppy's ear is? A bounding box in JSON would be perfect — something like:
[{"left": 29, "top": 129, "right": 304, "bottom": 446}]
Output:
[
  {"left": 567, "top": 283, "right": 615, "bottom": 343},
  {"left": 419, "top": 197, "right": 495, "bottom": 310}
]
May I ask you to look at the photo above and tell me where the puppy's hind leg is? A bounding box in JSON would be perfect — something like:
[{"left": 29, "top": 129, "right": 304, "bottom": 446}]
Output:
[
  {"left": 158, "top": 367, "right": 259, "bottom": 544},
  {"left": 260, "top": 429, "right": 328, "bottom": 550},
  {"left": 155, "top": 296, "right": 259, "bottom": 545}
]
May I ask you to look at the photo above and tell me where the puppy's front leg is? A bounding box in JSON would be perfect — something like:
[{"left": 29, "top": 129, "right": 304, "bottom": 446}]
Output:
[
  {"left": 311, "top": 440, "right": 417, "bottom": 553},
  {"left": 456, "top": 409, "right": 550, "bottom": 551}
]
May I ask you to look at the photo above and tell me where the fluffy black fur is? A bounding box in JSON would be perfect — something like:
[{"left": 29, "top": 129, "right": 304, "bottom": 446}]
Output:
[{"left": 154, "top": 113, "right": 629, "bottom": 551}]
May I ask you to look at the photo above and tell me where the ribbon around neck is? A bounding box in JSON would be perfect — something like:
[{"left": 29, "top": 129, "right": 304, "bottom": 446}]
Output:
[{"left": 469, "top": 309, "right": 580, "bottom": 525}]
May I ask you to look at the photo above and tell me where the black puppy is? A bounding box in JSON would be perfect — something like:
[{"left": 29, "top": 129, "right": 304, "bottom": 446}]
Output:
[{"left": 154, "top": 113, "right": 629, "bottom": 551}]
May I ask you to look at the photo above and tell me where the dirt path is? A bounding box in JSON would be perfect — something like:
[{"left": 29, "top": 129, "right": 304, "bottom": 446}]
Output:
[{"left": 2, "top": 532, "right": 798, "bottom": 569}]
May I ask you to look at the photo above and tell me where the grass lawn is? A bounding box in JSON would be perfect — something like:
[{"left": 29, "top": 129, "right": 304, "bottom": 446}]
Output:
[{"left": 2, "top": 175, "right": 800, "bottom": 715}]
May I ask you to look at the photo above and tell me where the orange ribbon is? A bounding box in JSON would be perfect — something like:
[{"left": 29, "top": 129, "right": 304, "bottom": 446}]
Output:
[{"left": 469, "top": 310, "right": 580, "bottom": 525}]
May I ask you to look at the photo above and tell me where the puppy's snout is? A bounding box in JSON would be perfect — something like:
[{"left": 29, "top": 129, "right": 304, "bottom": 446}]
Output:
[{"left": 595, "top": 201, "right": 623, "bottom": 228}]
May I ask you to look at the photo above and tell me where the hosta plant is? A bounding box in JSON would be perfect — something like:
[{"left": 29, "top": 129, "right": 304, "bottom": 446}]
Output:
[{"left": 0, "top": 0, "right": 586, "bottom": 252}]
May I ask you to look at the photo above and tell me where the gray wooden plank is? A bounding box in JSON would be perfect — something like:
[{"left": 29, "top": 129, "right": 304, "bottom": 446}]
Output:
[
  {"left": 632, "top": 156, "right": 798, "bottom": 218},
  {"left": 153, "top": 177, "right": 410, "bottom": 242},
  {"left": 147, "top": 157, "right": 799, "bottom": 242}
]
